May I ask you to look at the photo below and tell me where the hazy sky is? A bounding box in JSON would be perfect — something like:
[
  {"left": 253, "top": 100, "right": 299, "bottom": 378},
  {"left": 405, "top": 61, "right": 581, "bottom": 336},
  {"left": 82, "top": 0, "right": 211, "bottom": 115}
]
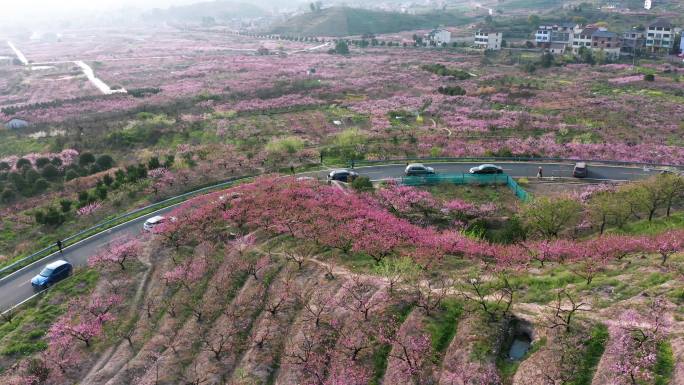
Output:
[{"left": 3, "top": 0, "right": 200, "bottom": 15}]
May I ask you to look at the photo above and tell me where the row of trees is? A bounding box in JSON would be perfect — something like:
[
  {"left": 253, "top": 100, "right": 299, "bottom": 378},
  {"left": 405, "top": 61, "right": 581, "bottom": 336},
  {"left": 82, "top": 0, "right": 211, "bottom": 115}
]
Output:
[
  {"left": 0, "top": 152, "right": 114, "bottom": 203},
  {"left": 521, "top": 173, "right": 684, "bottom": 239}
]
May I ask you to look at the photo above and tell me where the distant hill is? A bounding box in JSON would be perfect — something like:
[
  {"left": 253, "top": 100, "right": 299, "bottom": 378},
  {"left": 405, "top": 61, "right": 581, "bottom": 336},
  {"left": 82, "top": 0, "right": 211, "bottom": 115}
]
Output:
[
  {"left": 269, "top": 6, "right": 472, "bottom": 36},
  {"left": 144, "top": 0, "right": 267, "bottom": 22}
]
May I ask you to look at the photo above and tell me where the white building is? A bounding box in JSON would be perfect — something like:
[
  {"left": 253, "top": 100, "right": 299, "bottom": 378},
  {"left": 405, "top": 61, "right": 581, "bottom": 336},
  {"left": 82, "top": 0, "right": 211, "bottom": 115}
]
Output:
[
  {"left": 426, "top": 29, "right": 452, "bottom": 45},
  {"left": 535, "top": 23, "right": 579, "bottom": 47},
  {"left": 646, "top": 20, "right": 675, "bottom": 53},
  {"left": 644, "top": 0, "right": 652, "bottom": 10},
  {"left": 572, "top": 27, "right": 598, "bottom": 53},
  {"left": 474, "top": 30, "right": 502, "bottom": 50}
]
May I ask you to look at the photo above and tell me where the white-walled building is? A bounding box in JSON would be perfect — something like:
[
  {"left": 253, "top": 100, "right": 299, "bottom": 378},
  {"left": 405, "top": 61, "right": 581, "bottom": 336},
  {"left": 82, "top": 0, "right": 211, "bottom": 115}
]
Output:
[
  {"left": 426, "top": 29, "right": 451, "bottom": 45},
  {"left": 474, "top": 30, "right": 502, "bottom": 50},
  {"left": 646, "top": 20, "right": 675, "bottom": 53}
]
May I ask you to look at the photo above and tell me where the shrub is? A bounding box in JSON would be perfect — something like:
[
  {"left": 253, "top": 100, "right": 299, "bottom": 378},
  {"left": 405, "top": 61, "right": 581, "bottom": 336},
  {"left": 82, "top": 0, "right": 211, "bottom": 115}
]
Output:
[
  {"left": 0, "top": 161, "right": 10, "bottom": 171},
  {"left": 33, "top": 178, "right": 49, "bottom": 194},
  {"left": 147, "top": 156, "right": 161, "bottom": 170},
  {"left": 59, "top": 199, "right": 72, "bottom": 212},
  {"left": 96, "top": 154, "right": 115, "bottom": 169},
  {"left": 16, "top": 158, "right": 31, "bottom": 169},
  {"left": 644, "top": 74, "right": 655, "bottom": 81},
  {"left": 437, "top": 86, "right": 466, "bottom": 96},
  {"left": 1, "top": 188, "right": 14, "bottom": 203},
  {"left": 103, "top": 174, "right": 114, "bottom": 186},
  {"left": 65, "top": 169, "right": 79, "bottom": 181},
  {"left": 163, "top": 155, "right": 175, "bottom": 168},
  {"left": 50, "top": 157, "right": 63, "bottom": 167},
  {"left": 96, "top": 185, "right": 108, "bottom": 200},
  {"left": 79, "top": 152, "right": 96, "bottom": 166},
  {"left": 351, "top": 176, "right": 374, "bottom": 192},
  {"left": 41, "top": 164, "right": 59, "bottom": 179},
  {"left": 35, "top": 157, "right": 51, "bottom": 168}
]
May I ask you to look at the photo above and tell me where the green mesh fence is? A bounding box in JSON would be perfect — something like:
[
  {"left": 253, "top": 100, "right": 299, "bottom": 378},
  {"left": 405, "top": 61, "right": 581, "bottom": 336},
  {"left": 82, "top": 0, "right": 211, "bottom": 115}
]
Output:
[{"left": 401, "top": 173, "right": 531, "bottom": 201}]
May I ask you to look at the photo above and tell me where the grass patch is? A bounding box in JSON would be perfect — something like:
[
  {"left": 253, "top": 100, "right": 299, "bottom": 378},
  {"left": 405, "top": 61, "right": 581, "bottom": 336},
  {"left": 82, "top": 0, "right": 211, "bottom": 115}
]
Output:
[
  {"left": 608, "top": 212, "right": 684, "bottom": 236},
  {"left": 654, "top": 340, "right": 674, "bottom": 385},
  {"left": 370, "top": 301, "right": 414, "bottom": 385},
  {"left": 425, "top": 298, "right": 463, "bottom": 355},
  {"left": 570, "top": 323, "right": 609, "bottom": 385}
]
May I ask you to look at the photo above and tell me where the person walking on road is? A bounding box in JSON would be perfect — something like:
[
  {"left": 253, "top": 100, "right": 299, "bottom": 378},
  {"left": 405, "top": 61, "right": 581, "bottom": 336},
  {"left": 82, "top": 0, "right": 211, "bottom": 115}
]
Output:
[
  {"left": 56, "top": 240, "right": 63, "bottom": 254},
  {"left": 537, "top": 166, "right": 543, "bottom": 179}
]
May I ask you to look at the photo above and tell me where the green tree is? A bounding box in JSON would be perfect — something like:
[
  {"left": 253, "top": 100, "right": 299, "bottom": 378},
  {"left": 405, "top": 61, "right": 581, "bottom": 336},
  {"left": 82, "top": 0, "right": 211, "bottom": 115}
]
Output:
[
  {"left": 528, "top": 14, "right": 540, "bottom": 26},
  {"left": 96, "top": 154, "right": 115, "bottom": 169},
  {"left": 0, "top": 189, "right": 14, "bottom": 203},
  {"left": 33, "top": 178, "right": 50, "bottom": 194},
  {"left": 334, "top": 40, "right": 350, "bottom": 55},
  {"left": 60, "top": 199, "right": 72, "bottom": 212},
  {"left": 35, "top": 157, "right": 51, "bottom": 168},
  {"left": 521, "top": 196, "right": 583, "bottom": 238},
  {"left": 41, "top": 164, "right": 60, "bottom": 180},
  {"left": 79, "top": 152, "right": 96, "bottom": 166},
  {"left": 351, "top": 176, "right": 374, "bottom": 192},
  {"left": 16, "top": 158, "right": 31, "bottom": 169},
  {"left": 588, "top": 190, "right": 631, "bottom": 233},
  {"left": 331, "top": 128, "right": 368, "bottom": 162},
  {"left": 147, "top": 156, "right": 161, "bottom": 170},
  {"left": 65, "top": 169, "right": 79, "bottom": 181},
  {"left": 374, "top": 257, "right": 420, "bottom": 294}
]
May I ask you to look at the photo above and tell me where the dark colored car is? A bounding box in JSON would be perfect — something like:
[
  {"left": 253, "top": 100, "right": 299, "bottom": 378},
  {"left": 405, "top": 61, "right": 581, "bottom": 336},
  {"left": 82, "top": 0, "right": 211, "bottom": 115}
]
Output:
[
  {"left": 327, "top": 169, "right": 359, "bottom": 182},
  {"left": 31, "top": 260, "right": 72, "bottom": 290},
  {"left": 469, "top": 164, "right": 503, "bottom": 174},
  {"left": 405, "top": 163, "right": 435, "bottom": 176},
  {"left": 573, "top": 162, "right": 588, "bottom": 178}
]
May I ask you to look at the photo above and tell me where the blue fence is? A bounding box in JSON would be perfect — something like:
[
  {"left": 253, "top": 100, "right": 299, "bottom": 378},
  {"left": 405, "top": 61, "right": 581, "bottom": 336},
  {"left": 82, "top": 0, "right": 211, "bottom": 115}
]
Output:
[{"left": 401, "top": 173, "right": 531, "bottom": 201}]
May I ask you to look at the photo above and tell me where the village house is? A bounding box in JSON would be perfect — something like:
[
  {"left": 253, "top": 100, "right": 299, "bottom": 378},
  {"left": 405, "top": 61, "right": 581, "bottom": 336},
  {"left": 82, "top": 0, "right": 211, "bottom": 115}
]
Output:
[
  {"left": 426, "top": 28, "right": 451, "bottom": 45},
  {"left": 592, "top": 30, "right": 621, "bottom": 57},
  {"left": 535, "top": 23, "right": 580, "bottom": 48},
  {"left": 645, "top": 20, "right": 675, "bottom": 53},
  {"left": 621, "top": 27, "right": 646, "bottom": 55},
  {"left": 473, "top": 29, "right": 502, "bottom": 50},
  {"left": 571, "top": 26, "right": 598, "bottom": 53}
]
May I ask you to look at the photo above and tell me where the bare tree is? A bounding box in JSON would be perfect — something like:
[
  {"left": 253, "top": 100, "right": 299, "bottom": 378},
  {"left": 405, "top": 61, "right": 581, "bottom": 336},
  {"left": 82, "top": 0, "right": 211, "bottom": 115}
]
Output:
[
  {"left": 458, "top": 274, "right": 514, "bottom": 322},
  {"left": 412, "top": 275, "right": 451, "bottom": 316},
  {"left": 296, "top": 284, "right": 334, "bottom": 328},
  {"left": 547, "top": 289, "right": 590, "bottom": 332}
]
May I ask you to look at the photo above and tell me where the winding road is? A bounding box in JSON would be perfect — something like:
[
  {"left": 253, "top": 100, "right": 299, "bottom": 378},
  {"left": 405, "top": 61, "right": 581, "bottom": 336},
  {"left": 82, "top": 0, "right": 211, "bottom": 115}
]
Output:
[{"left": 0, "top": 161, "right": 667, "bottom": 312}]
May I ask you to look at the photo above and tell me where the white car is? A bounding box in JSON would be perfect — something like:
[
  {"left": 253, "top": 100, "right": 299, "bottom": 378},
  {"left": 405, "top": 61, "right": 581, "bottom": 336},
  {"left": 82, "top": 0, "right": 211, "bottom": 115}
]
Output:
[{"left": 143, "top": 215, "right": 171, "bottom": 232}]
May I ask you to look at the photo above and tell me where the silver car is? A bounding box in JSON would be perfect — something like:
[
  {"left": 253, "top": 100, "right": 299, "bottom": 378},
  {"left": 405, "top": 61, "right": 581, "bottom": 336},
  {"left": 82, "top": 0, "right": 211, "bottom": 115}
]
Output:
[{"left": 405, "top": 163, "right": 435, "bottom": 176}]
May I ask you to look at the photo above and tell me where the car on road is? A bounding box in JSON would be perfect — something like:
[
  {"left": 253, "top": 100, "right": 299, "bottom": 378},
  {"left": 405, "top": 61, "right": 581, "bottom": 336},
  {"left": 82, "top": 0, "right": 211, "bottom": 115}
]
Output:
[
  {"left": 327, "top": 169, "right": 359, "bottom": 183},
  {"left": 469, "top": 164, "right": 503, "bottom": 174},
  {"left": 573, "top": 162, "right": 588, "bottom": 178},
  {"left": 31, "top": 260, "right": 72, "bottom": 290},
  {"left": 404, "top": 163, "right": 435, "bottom": 176},
  {"left": 143, "top": 215, "right": 173, "bottom": 232}
]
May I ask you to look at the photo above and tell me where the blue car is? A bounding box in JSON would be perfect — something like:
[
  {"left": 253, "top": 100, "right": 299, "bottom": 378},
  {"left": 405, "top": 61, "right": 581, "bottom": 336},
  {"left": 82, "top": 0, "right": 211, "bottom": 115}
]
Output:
[{"left": 31, "top": 260, "right": 72, "bottom": 290}]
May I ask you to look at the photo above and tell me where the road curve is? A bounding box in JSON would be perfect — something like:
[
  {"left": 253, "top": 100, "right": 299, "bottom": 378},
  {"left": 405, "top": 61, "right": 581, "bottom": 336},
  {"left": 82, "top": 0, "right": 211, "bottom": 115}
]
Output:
[{"left": 0, "top": 161, "right": 665, "bottom": 311}]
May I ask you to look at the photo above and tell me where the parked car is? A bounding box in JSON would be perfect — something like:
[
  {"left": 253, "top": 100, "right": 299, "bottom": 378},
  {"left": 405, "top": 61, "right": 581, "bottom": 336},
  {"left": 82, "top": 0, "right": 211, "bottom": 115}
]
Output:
[
  {"left": 573, "top": 162, "right": 588, "bottom": 178},
  {"left": 327, "top": 169, "right": 359, "bottom": 182},
  {"left": 404, "top": 163, "right": 435, "bottom": 176},
  {"left": 31, "top": 260, "right": 72, "bottom": 290},
  {"left": 469, "top": 164, "right": 503, "bottom": 174},
  {"left": 143, "top": 215, "right": 174, "bottom": 232}
]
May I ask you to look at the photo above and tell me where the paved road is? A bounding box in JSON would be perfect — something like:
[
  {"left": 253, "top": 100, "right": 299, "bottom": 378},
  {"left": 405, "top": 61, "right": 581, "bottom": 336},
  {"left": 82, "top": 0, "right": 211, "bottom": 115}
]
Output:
[
  {"left": 0, "top": 161, "right": 666, "bottom": 311},
  {"left": 320, "top": 161, "right": 660, "bottom": 181}
]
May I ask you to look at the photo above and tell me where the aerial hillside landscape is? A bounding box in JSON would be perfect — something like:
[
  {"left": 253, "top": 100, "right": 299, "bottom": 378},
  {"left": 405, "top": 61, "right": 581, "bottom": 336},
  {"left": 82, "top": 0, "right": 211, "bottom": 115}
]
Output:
[{"left": 0, "top": 0, "right": 684, "bottom": 384}]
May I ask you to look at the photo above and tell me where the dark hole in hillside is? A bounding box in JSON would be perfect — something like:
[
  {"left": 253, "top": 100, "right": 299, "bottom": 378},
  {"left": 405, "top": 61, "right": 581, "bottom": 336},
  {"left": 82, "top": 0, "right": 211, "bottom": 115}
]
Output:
[{"left": 508, "top": 332, "right": 532, "bottom": 360}]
